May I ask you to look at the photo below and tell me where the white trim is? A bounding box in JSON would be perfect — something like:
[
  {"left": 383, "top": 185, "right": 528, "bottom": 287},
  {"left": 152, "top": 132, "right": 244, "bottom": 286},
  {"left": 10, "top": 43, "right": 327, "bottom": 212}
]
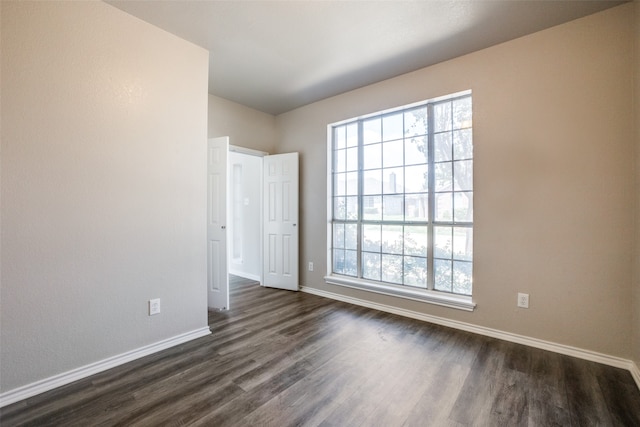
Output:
[
  {"left": 0, "top": 327, "right": 211, "bottom": 408},
  {"left": 631, "top": 362, "right": 640, "bottom": 390},
  {"left": 302, "top": 286, "right": 640, "bottom": 383},
  {"left": 325, "top": 275, "right": 476, "bottom": 312}
]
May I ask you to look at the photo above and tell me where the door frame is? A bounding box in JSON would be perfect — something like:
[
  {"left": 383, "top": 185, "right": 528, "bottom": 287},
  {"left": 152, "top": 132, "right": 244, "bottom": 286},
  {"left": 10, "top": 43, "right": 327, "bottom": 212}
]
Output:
[{"left": 208, "top": 139, "right": 299, "bottom": 311}]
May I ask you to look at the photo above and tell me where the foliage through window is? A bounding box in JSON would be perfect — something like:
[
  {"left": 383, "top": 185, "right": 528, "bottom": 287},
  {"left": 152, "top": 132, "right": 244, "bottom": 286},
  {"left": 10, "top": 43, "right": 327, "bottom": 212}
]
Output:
[{"left": 330, "top": 92, "right": 473, "bottom": 296}]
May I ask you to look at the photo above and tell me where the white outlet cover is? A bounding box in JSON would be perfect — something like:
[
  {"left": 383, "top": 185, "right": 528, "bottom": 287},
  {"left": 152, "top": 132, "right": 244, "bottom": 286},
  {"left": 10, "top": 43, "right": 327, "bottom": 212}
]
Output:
[
  {"left": 149, "top": 298, "right": 161, "bottom": 315},
  {"left": 517, "top": 293, "right": 529, "bottom": 309}
]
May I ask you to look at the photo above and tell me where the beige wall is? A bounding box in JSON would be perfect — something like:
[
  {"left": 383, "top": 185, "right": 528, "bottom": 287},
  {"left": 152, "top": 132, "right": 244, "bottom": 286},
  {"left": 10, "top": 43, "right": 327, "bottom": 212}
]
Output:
[
  {"left": 208, "top": 94, "right": 277, "bottom": 153},
  {"left": 634, "top": 0, "right": 640, "bottom": 368},
  {"left": 0, "top": 1, "right": 209, "bottom": 392},
  {"left": 277, "top": 4, "right": 635, "bottom": 358}
]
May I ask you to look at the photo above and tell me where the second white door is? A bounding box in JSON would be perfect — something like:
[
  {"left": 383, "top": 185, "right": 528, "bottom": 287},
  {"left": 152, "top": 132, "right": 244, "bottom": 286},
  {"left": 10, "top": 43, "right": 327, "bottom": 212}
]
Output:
[{"left": 263, "top": 153, "right": 299, "bottom": 291}]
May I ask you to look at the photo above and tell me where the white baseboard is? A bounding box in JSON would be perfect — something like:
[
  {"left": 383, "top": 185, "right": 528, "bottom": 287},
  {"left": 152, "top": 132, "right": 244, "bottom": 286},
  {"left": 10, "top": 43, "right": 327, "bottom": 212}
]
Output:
[
  {"left": 0, "top": 327, "right": 211, "bottom": 408},
  {"left": 301, "top": 286, "right": 640, "bottom": 387},
  {"left": 631, "top": 362, "right": 640, "bottom": 391}
]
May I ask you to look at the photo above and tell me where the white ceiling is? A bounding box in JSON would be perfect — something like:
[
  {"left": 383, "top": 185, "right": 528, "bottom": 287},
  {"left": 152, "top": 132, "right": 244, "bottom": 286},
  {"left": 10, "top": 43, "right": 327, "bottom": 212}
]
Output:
[{"left": 107, "top": 0, "right": 625, "bottom": 115}]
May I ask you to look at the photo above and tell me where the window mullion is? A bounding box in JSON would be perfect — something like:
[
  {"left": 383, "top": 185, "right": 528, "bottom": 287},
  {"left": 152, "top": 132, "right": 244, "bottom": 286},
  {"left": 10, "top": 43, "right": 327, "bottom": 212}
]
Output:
[
  {"left": 357, "top": 120, "right": 364, "bottom": 279},
  {"left": 427, "top": 104, "right": 435, "bottom": 291}
]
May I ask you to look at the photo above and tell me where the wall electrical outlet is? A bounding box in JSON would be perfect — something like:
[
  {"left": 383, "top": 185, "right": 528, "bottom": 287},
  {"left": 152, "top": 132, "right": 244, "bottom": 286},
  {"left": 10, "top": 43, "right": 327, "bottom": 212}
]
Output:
[
  {"left": 149, "top": 298, "right": 161, "bottom": 316},
  {"left": 517, "top": 293, "right": 529, "bottom": 309},
  {"left": 308, "top": 262, "right": 314, "bottom": 272}
]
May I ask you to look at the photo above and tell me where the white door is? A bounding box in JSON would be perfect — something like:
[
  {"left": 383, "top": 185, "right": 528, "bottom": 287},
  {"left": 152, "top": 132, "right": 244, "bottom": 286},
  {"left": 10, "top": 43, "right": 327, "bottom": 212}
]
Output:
[
  {"left": 263, "top": 153, "right": 299, "bottom": 291},
  {"left": 207, "top": 137, "right": 229, "bottom": 309}
]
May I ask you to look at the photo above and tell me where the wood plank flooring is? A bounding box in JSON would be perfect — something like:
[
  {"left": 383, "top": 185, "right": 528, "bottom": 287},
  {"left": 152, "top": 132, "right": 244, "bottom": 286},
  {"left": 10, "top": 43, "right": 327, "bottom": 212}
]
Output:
[{"left": 2, "top": 275, "right": 640, "bottom": 426}]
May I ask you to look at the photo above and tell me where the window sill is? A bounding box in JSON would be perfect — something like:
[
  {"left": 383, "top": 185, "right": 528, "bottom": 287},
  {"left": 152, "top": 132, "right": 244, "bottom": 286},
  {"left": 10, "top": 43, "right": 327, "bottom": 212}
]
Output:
[{"left": 324, "top": 275, "right": 476, "bottom": 312}]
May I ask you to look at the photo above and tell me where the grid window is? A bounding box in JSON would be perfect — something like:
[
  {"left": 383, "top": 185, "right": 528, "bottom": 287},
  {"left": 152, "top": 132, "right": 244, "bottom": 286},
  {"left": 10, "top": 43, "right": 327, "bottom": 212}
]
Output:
[{"left": 329, "top": 93, "right": 473, "bottom": 296}]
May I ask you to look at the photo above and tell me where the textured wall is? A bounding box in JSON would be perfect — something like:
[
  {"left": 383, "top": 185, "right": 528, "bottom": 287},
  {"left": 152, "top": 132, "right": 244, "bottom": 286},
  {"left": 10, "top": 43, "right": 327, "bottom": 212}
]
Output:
[
  {"left": 208, "top": 94, "right": 277, "bottom": 153},
  {"left": 277, "top": 4, "right": 635, "bottom": 358},
  {"left": 1, "top": 1, "right": 209, "bottom": 392},
  {"left": 633, "top": 0, "right": 640, "bottom": 368}
]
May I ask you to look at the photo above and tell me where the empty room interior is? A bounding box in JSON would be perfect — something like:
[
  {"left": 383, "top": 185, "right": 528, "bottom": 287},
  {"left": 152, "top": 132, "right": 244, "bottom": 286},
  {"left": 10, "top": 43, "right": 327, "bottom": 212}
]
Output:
[{"left": 2, "top": 0, "right": 640, "bottom": 425}]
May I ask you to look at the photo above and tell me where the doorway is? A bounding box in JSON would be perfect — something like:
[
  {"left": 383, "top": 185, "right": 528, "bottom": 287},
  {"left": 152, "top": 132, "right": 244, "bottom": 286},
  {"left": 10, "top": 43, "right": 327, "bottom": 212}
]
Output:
[
  {"left": 228, "top": 149, "right": 263, "bottom": 283},
  {"left": 207, "top": 137, "right": 299, "bottom": 310}
]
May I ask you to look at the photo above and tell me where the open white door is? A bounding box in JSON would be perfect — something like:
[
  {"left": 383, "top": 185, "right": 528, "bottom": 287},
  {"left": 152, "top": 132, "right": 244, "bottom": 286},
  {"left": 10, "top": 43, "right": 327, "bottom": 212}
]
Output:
[
  {"left": 207, "top": 137, "right": 229, "bottom": 309},
  {"left": 263, "top": 153, "right": 299, "bottom": 291}
]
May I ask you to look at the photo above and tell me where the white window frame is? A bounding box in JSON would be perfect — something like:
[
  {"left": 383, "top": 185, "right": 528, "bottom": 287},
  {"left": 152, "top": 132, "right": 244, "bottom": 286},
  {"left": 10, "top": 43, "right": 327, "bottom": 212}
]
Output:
[{"left": 325, "top": 90, "right": 476, "bottom": 312}]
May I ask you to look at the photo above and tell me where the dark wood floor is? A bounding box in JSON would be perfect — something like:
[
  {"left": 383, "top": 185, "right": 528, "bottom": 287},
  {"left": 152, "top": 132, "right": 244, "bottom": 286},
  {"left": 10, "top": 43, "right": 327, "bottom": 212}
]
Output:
[{"left": 2, "top": 275, "right": 640, "bottom": 426}]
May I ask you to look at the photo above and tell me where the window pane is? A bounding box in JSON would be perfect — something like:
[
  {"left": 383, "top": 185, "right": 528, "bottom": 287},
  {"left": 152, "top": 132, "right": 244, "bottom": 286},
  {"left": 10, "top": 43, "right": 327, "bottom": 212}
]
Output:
[
  {"left": 404, "top": 256, "right": 427, "bottom": 288},
  {"left": 435, "top": 193, "right": 453, "bottom": 222},
  {"left": 334, "top": 173, "right": 346, "bottom": 196},
  {"left": 333, "top": 223, "right": 345, "bottom": 248},
  {"left": 346, "top": 147, "right": 358, "bottom": 172},
  {"left": 362, "top": 252, "right": 381, "bottom": 281},
  {"left": 362, "top": 224, "right": 381, "bottom": 252},
  {"left": 382, "top": 254, "right": 403, "bottom": 284},
  {"left": 435, "top": 259, "right": 452, "bottom": 292},
  {"left": 334, "top": 126, "right": 346, "bottom": 149},
  {"left": 346, "top": 122, "right": 358, "bottom": 147},
  {"left": 383, "top": 167, "right": 403, "bottom": 194},
  {"left": 434, "top": 226, "right": 452, "bottom": 259},
  {"left": 404, "top": 164, "right": 428, "bottom": 193},
  {"left": 453, "top": 129, "right": 473, "bottom": 160},
  {"left": 363, "top": 143, "right": 381, "bottom": 170},
  {"left": 405, "top": 107, "right": 428, "bottom": 137},
  {"left": 383, "top": 140, "right": 404, "bottom": 168},
  {"left": 333, "top": 249, "right": 345, "bottom": 274},
  {"left": 346, "top": 171, "right": 358, "bottom": 195},
  {"left": 434, "top": 133, "right": 452, "bottom": 163},
  {"left": 344, "top": 250, "right": 358, "bottom": 276},
  {"left": 405, "top": 137, "right": 427, "bottom": 165},
  {"left": 454, "top": 161, "right": 472, "bottom": 191},
  {"left": 382, "top": 225, "right": 403, "bottom": 255},
  {"left": 453, "top": 227, "right": 473, "bottom": 261},
  {"left": 383, "top": 195, "right": 404, "bottom": 221},
  {"left": 346, "top": 196, "right": 358, "bottom": 220},
  {"left": 454, "top": 192, "right": 473, "bottom": 222},
  {"left": 434, "top": 101, "right": 452, "bottom": 132},
  {"left": 453, "top": 261, "right": 472, "bottom": 295},
  {"left": 363, "top": 195, "right": 382, "bottom": 220},
  {"left": 335, "top": 149, "right": 346, "bottom": 173},
  {"left": 435, "top": 163, "right": 452, "bottom": 192},
  {"left": 405, "top": 194, "right": 428, "bottom": 222},
  {"left": 453, "top": 97, "right": 472, "bottom": 130},
  {"left": 363, "top": 117, "right": 381, "bottom": 144},
  {"left": 363, "top": 170, "right": 381, "bottom": 195},
  {"left": 404, "top": 226, "right": 427, "bottom": 256},
  {"left": 334, "top": 197, "right": 346, "bottom": 220},
  {"left": 383, "top": 113, "right": 404, "bottom": 142},
  {"left": 345, "top": 224, "right": 358, "bottom": 250}
]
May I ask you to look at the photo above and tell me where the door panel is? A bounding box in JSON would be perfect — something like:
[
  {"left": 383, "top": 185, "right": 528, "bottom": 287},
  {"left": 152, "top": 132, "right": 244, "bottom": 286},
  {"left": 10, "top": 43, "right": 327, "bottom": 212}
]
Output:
[
  {"left": 263, "top": 153, "right": 299, "bottom": 291},
  {"left": 207, "top": 137, "right": 229, "bottom": 309}
]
